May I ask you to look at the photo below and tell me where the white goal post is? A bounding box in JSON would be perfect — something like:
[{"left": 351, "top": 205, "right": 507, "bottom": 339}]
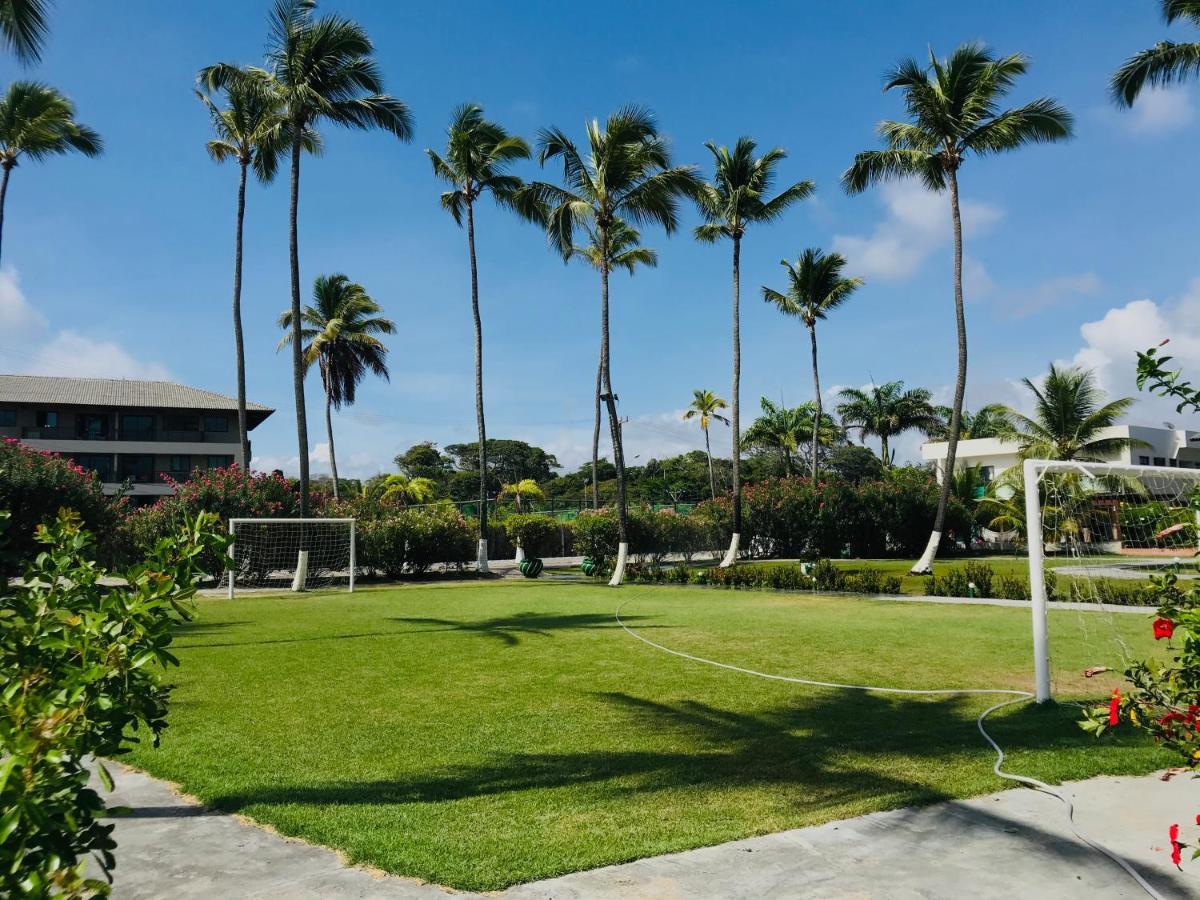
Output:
[
  {"left": 226, "top": 517, "right": 356, "bottom": 597},
  {"left": 1023, "top": 459, "right": 1200, "bottom": 702}
]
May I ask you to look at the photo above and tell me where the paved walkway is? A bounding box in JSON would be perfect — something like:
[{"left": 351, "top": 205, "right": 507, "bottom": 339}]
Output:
[{"left": 102, "top": 763, "right": 1199, "bottom": 899}]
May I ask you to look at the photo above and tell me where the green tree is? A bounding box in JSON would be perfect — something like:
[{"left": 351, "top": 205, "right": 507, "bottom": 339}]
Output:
[
  {"left": 1112, "top": 0, "right": 1200, "bottom": 105},
  {"left": 0, "top": 0, "right": 48, "bottom": 65},
  {"left": 683, "top": 388, "right": 730, "bottom": 499},
  {"left": 836, "top": 381, "right": 941, "bottom": 466},
  {"left": 444, "top": 438, "right": 561, "bottom": 488},
  {"left": 278, "top": 274, "right": 394, "bottom": 501},
  {"left": 376, "top": 473, "right": 437, "bottom": 506},
  {"left": 694, "top": 137, "right": 813, "bottom": 566},
  {"left": 428, "top": 103, "right": 530, "bottom": 572},
  {"left": 499, "top": 478, "right": 544, "bottom": 513},
  {"left": 517, "top": 106, "right": 700, "bottom": 584},
  {"left": 0, "top": 81, "right": 101, "bottom": 265},
  {"left": 568, "top": 218, "right": 657, "bottom": 508},
  {"left": 842, "top": 43, "right": 1072, "bottom": 573},
  {"left": 202, "top": 0, "right": 413, "bottom": 518},
  {"left": 762, "top": 248, "right": 862, "bottom": 479},
  {"left": 394, "top": 442, "right": 451, "bottom": 484},
  {"left": 933, "top": 403, "right": 1014, "bottom": 440},
  {"left": 744, "top": 398, "right": 840, "bottom": 477}
]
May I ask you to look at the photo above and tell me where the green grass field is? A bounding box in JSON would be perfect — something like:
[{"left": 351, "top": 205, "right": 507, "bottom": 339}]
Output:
[{"left": 125, "top": 580, "right": 1169, "bottom": 891}]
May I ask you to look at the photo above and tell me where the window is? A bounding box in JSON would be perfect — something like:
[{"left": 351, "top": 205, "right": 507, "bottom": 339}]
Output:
[
  {"left": 76, "top": 413, "right": 108, "bottom": 439},
  {"left": 36, "top": 410, "right": 58, "bottom": 428},
  {"left": 203, "top": 415, "right": 229, "bottom": 433},
  {"left": 1155, "top": 457, "right": 1166, "bottom": 467},
  {"left": 206, "top": 454, "right": 233, "bottom": 469},
  {"left": 121, "top": 414, "right": 154, "bottom": 439},
  {"left": 164, "top": 414, "right": 199, "bottom": 432},
  {"left": 0, "top": 409, "right": 14, "bottom": 426},
  {"left": 1139, "top": 455, "right": 1150, "bottom": 465},
  {"left": 168, "top": 454, "right": 190, "bottom": 475},
  {"left": 117, "top": 454, "right": 155, "bottom": 483},
  {"left": 75, "top": 454, "right": 114, "bottom": 481},
  {"left": 979, "top": 466, "right": 995, "bottom": 484},
  {"left": 1170, "top": 458, "right": 1179, "bottom": 467}
]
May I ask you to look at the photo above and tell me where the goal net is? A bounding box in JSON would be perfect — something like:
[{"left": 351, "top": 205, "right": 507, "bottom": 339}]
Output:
[
  {"left": 226, "top": 518, "right": 356, "bottom": 596},
  {"left": 1022, "top": 459, "right": 1200, "bottom": 700}
]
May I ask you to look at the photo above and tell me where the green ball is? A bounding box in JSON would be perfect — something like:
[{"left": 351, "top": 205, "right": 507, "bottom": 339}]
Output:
[
  {"left": 519, "top": 557, "right": 544, "bottom": 578},
  {"left": 580, "top": 558, "right": 597, "bottom": 576}
]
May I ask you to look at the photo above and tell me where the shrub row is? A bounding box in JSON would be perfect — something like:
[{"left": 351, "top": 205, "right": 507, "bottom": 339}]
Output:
[
  {"left": 572, "top": 506, "right": 723, "bottom": 567},
  {"left": 923, "top": 562, "right": 1152, "bottom": 606},
  {"left": 620, "top": 559, "right": 903, "bottom": 594},
  {"left": 357, "top": 504, "right": 475, "bottom": 577}
]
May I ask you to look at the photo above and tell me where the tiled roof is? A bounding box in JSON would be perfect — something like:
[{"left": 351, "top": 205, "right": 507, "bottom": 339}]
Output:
[{"left": 0, "top": 374, "right": 273, "bottom": 415}]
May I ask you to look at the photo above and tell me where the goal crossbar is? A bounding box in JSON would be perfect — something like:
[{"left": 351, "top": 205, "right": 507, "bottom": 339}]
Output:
[{"left": 226, "top": 517, "right": 356, "bottom": 597}]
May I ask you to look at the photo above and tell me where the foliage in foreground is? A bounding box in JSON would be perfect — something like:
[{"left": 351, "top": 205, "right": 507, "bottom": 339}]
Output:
[{"left": 0, "top": 510, "right": 225, "bottom": 897}]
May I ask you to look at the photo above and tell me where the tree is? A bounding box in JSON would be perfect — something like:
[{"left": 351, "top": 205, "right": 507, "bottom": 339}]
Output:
[
  {"left": 443, "top": 439, "right": 560, "bottom": 488},
  {"left": 761, "top": 248, "right": 862, "bottom": 479},
  {"left": 376, "top": 474, "right": 437, "bottom": 507},
  {"left": 428, "top": 103, "right": 530, "bottom": 573},
  {"left": 568, "top": 218, "right": 657, "bottom": 509},
  {"left": 499, "top": 478, "right": 544, "bottom": 513},
  {"left": 1112, "top": 0, "right": 1200, "bottom": 106},
  {"left": 683, "top": 389, "right": 729, "bottom": 499},
  {"left": 842, "top": 43, "right": 1072, "bottom": 574},
  {"left": 743, "top": 398, "right": 840, "bottom": 477},
  {"left": 1000, "top": 363, "right": 1147, "bottom": 461},
  {"left": 0, "top": 81, "right": 101, "bottom": 265},
  {"left": 827, "top": 444, "right": 885, "bottom": 483},
  {"left": 516, "top": 106, "right": 700, "bottom": 585},
  {"left": 394, "top": 442, "right": 451, "bottom": 483},
  {"left": 933, "top": 403, "right": 1014, "bottom": 440},
  {"left": 694, "top": 137, "right": 813, "bottom": 567},
  {"left": 201, "top": 0, "right": 413, "bottom": 518},
  {"left": 278, "top": 274, "right": 394, "bottom": 501},
  {"left": 197, "top": 67, "right": 304, "bottom": 470},
  {"left": 0, "top": 0, "right": 48, "bottom": 65},
  {"left": 836, "top": 381, "right": 941, "bottom": 466}
]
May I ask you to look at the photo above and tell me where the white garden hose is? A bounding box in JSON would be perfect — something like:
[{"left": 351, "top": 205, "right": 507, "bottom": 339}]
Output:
[{"left": 614, "top": 598, "right": 1164, "bottom": 900}]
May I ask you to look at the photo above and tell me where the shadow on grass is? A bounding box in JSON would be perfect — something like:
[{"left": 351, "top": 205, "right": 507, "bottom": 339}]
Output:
[{"left": 389, "top": 611, "right": 668, "bottom": 646}]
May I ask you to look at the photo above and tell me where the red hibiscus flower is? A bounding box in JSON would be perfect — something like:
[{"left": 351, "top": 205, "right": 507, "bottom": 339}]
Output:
[
  {"left": 1154, "top": 618, "right": 1176, "bottom": 641},
  {"left": 1109, "top": 689, "right": 1121, "bottom": 727},
  {"left": 1170, "top": 823, "right": 1183, "bottom": 868}
]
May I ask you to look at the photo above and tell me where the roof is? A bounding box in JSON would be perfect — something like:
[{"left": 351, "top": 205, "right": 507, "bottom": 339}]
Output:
[{"left": 0, "top": 375, "right": 273, "bottom": 424}]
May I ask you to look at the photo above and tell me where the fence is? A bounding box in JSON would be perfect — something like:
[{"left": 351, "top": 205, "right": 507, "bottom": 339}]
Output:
[{"left": 403, "top": 497, "right": 700, "bottom": 521}]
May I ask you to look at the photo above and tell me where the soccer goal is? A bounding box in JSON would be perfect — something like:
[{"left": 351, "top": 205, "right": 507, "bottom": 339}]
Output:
[
  {"left": 226, "top": 518, "right": 356, "bottom": 597},
  {"left": 1023, "top": 459, "right": 1200, "bottom": 701}
]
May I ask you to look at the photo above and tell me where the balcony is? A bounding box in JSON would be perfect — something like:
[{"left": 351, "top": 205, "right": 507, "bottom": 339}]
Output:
[{"left": 21, "top": 426, "right": 232, "bottom": 443}]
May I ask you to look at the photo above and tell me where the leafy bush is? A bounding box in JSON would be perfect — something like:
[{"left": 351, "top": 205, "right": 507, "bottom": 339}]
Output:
[
  {"left": 0, "top": 438, "right": 126, "bottom": 578},
  {"left": 0, "top": 508, "right": 226, "bottom": 897},
  {"left": 629, "top": 560, "right": 901, "bottom": 594},
  {"left": 502, "top": 513, "right": 562, "bottom": 559},
  {"left": 573, "top": 508, "right": 621, "bottom": 568},
  {"left": 1057, "top": 576, "right": 1151, "bottom": 607},
  {"left": 358, "top": 504, "right": 475, "bottom": 577}
]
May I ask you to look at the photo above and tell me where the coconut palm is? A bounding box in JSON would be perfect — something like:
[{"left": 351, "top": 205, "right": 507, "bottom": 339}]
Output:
[
  {"left": 375, "top": 474, "right": 437, "bottom": 507},
  {"left": 202, "top": 0, "right": 413, "bottom": 517},
  {"left": 1112, "top": 1, "right": 1200, "bottom": 105},
  {"left": 836, "top": 381, "right": 941, "bottom": 466},
  {"left": 761, "top": 248, "right": 862, "bottom": 479},
  {"left": 744, "top": 398, "right": 840, "bottom": 477},
  {"left": 842, "top": 43, "right": 1072, "bottom": 573},
  {"left": 931, "top": 403, "right": 1014, "bottom": 440},
  {"left": 428, "top": 103, "right": 530, "bottom": 573},
  {"left": 694, "top": 138, "right": 813, "bottom": 567},
  {"left": 278, "top": 274, "right": 395, "bottom": 501},
  {"left": 0, "top": 0, "right": 48, "bottom": 65},
  {"left": 1000, "top": 364, "right": 1148, "bottom": 462},
  {"left": 197, "top": 67, "right": 309, "bottom": 470},
  {"left": 499, "top": 478, "right": 544, "bottom": 513},
  {"left": 516, "top": 106, "right": 700, "bottom": 585},
  {"left": 683, "top": 389, "right": 730, "bottom": 500},
  {"left": 0, "top": 81, "right": 101, "bottom": 265},
  {"left": 567, "top": 218, "right": 657, "bottom": 509}
]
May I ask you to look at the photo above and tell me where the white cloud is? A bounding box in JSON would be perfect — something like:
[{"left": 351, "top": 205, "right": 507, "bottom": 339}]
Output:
[
  {"left": 1126, "top": 86, "right": 1194, "bottom": 135},
  {"left": 0, "top": 269, "right": 46, "bottom": 339},
  {"left": 254, "top": 442, "right": 389, "bottom": 480},
  {"left": 833, "top": 181, "right": 1002, "bottom": 281},
  {"left": 999, "top": 272, "right": 1102, "bottom": 320}
]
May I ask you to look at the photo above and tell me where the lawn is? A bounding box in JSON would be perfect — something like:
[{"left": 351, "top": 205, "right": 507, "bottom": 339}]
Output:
[{"left": 125, "top": 580, "right": 1169, "bottom": 891}]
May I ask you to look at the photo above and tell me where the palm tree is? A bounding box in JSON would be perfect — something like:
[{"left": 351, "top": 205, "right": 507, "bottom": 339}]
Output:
[
  {"left": 0, "top": 81, "right": 101, "bottom": 265},
  {"left": 0, "top": 0, "right": 49, "bottom": 65},
  {"left": 1112, "top": 1, "right": 1200, "bottom": 105},
  {"left": 202, "top": 0, "right": 413, "bottom": 518},
  {"left": 197, "top": 67, "right": 306, "bottom": 470},
  {"left": 499, "top": 478, "right": 544, "bottom": 513},
  {"left": 428, "top": 104, "right": 530, "bottom": 573},
  {"left": 1000, "top": 364, "right": 1148, "bottom": 461},
  {"left": 744, "top": 398, "right": 839, "bottom": 477},
  {"left": 694, "top": 138, "right": 813, "bottom": 567},
  {"left": 377, "top": 474, "right": 437, "bottom": 507},
  {"left": 568, "top": 218, "right": 657, "bottom": 508},
  {"left": 932, "top": 402, "right": 1014, "bottom": 440},
  {"left": 516, "top": 106, "right": 700, "bottom": 585},
  {"left": 761, "top": 248, "right": 862, "bottom": 479},
  {"left": 836, "top": 381, "right": 941, "bottom": 466},
  {"left": 278, "top": 274, "right": 395, "bottom": 501},
  {"left": 683, "top": 389, "right": 730, "bottom": 499},
  {"left": 842, "top": 43, "right": 1072, "bottom": 573}
]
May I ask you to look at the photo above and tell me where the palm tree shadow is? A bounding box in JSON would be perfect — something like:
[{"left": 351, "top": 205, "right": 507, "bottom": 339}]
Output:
[{"left": 388, "top": 611, "right": 666, "bottom": 646}]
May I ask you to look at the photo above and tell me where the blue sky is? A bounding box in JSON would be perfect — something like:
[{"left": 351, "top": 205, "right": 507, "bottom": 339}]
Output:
[{"left": 2, "top": 0, "right": 1199, "bottom": 476}]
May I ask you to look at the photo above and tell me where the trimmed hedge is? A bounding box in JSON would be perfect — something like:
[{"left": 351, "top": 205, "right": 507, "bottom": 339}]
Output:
[
  {"left": 622, "top": 560, "right": 903, "bottom": 595},
  {"left": 357, "top": 504, "right": 475, "bottom": 577}
]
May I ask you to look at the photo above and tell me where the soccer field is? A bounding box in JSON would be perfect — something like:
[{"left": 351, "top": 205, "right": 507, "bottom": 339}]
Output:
[{"left": 124, "top": 580, "right": 1170, "bottom": 891}]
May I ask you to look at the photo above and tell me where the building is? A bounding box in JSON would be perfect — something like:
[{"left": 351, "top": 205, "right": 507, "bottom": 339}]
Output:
[
  {"left": 922, "top": 424, "right": 1200, "bottom": 485},
  {"left": 0, "top": 374, "right": 273, "bottom": 503}
]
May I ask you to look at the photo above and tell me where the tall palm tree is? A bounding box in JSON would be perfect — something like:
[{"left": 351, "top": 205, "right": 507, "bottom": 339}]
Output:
[
  {"left": 197, "top": 67, "right": 306, "bottom": 470},
  {"left": 761, "top": 248, "right": 862, "bottom": 479},
  {"left": 1000, "top": 364, "right": 1147, "bottom": 461},
  {"left": 683, "top": 388, "right": 729, "bottom": 499},
  {"left": 0, "top": 81, "right": 101, "bottom": 265},
  {"left": 0, "top": 0, "right": 49, "bottom": 65},
  {"left": 694, "top": 138, "right": 813, "bottom": 567},
  {"left": 744, "top": 398, "right": 840, "bottom": 477},
  {"left": 428, "top": 104, "right": 530, "bottom": 573},
  {"left": 842, "top": 43, "right": 1072, "bottom": 573},
  {"left": 933, "top": 402, "right": 1013, "bottom": 440},
  {"left": 836, "top": 381, "right": 941, "bottom": 466},
  {"left": 516, "top": 106, "right": 700, "bottom": 585},
  {"left": 1112, "top": 0, "right": 1200, "bottom": 105},
  {"left": 568, "top": 218, "right": 657, "bottom": 509},
  {"left": 202, "top": 0, "right": 413, "bottom": 518},
  {"left": 278, "top": 274, "right": 395, "bottom": 501}
]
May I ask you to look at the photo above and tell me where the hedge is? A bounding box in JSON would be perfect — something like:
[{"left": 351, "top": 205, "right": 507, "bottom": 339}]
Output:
[{"left": 357, "top": 504, "right": 475, "bottom": 577}]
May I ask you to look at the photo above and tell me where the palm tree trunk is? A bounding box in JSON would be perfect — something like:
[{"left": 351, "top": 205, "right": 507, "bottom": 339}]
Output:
[
  {"left": 0, "top": 162, "right": 12, "bottom": 268},
  {"left": 599, "top": 224, "right": 629, "bottom": 585},
  {"left": 720, "top": 235, "right": 742, "bottom": 567},
  {"left": 809, "top": 323, "right": 821, "bottom": 480},
  {"left": 913, "top": 166, "right": 967, "bottom": 574},
  {"left": 466, "top": 193, "right": 489, "bottom": 574},
  {"left": 591, "top": 346, "right": 601, "bottom": 509},
  {"left": 232, "top": 160, "right": 251, "bottom": 470},
  {"left": 704, "top": 425, "right": 715, "bottom": 500},
  {"left": 288, "top": 130, "right": 310, "bottom": 519},
  {"left": 323, "top": 372, "right": 339, "bottom": 501},
  {"left": 881, "top": 433, "right": 890, "bottom": 467}
]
